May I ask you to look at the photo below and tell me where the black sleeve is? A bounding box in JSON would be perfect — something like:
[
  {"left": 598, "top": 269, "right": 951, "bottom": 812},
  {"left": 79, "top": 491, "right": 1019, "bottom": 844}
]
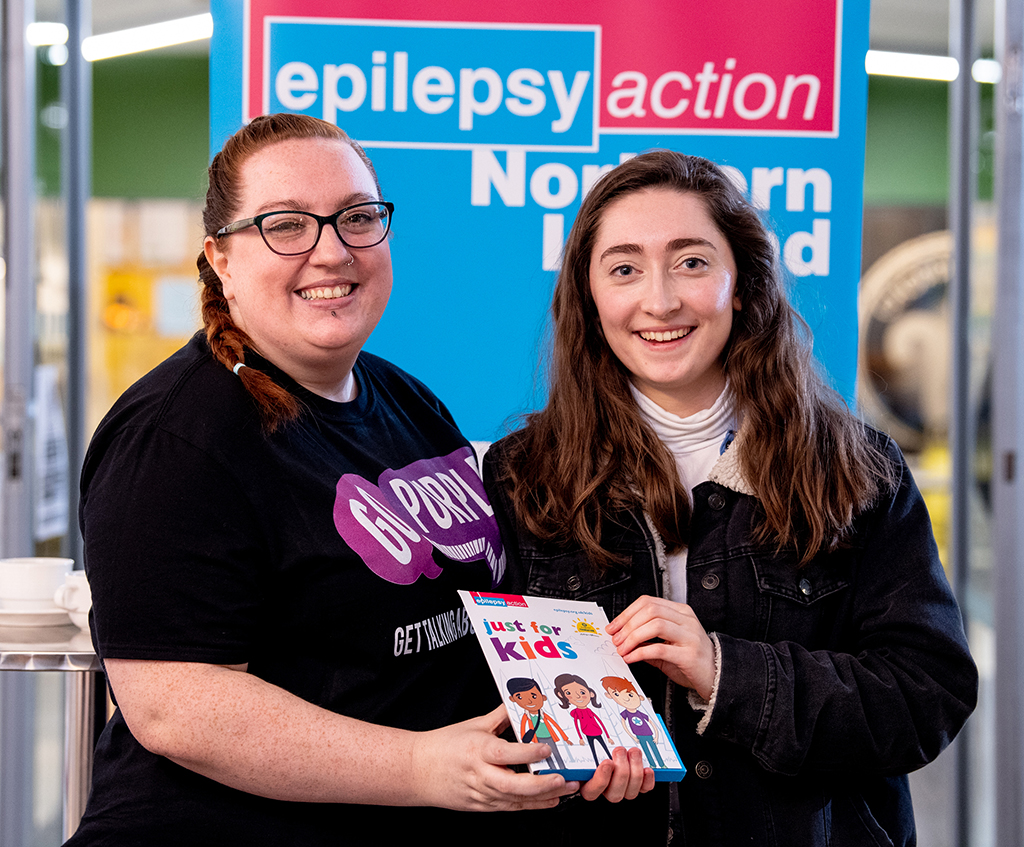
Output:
[
  {"left": 81, "top": 423, "right": 270, "bottom": 665},
  {"left": 706, "top": 442, "right": 978, "bottom": 776}
]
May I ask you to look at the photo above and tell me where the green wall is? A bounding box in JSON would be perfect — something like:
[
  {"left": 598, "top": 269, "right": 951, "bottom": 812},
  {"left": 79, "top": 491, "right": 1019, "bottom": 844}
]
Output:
[
  {"left": 92, "top": 54, "right": 209, "bottom": 199},
  {"left": 863, "top": 74, "right": 994, "bottom": 206},
  {"left": 38, "top": 52, "right": 209, "bottom": 199}
]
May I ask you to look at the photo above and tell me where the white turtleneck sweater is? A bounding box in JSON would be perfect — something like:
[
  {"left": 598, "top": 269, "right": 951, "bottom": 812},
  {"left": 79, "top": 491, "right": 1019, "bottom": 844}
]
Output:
[{"left": 630, "top": 384, "right": 739, "bottom": 604}]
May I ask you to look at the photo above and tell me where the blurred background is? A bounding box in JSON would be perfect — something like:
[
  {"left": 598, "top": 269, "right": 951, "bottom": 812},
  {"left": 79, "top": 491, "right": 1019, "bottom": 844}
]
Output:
[{"left": 0, "top": 1, "right": 1005, "bottom": 844}]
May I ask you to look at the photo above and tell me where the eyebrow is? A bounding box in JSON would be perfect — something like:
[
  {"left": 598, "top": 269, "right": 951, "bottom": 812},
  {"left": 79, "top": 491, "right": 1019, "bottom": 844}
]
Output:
[
  {"left": 252, "top": 191, "right": 379, "bottom": 216},
  {"left": 598, "top": 236, "right": 718, "bottom": 263}
]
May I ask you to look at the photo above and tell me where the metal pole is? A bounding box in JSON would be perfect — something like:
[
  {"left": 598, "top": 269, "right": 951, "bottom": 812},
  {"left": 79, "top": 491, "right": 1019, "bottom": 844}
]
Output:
[
  {"left": 64, "top": 0, "right": 90, "bottom": 568},
  {"left": 2, "top": 0, "right": 36, "bottom": 559},
  {"left": 993, "top": 0, "right": 1024, "bottom": 843},
  {"left": 62, "top": 672, "right": 96, "bottom": 840},
  {"left": 948, "top": 2, "right": 975, "bottom": 844},
  {"left": 0, "top": 3, "right": 38, "bottom": 845}
]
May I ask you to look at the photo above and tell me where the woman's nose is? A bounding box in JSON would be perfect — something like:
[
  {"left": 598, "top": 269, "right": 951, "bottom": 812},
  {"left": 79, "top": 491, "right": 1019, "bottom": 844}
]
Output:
[
  {"left": 642, "top": 271, "right": 681, "bottom": 317},
  {"left": 310, "top": 223, "right": 356, "bottom": 266}
]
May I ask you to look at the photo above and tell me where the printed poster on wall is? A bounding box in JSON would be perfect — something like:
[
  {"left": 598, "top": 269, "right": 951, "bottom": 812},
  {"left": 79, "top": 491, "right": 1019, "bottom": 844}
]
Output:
[{"left": 210, "top": 0, "right": 869, "bottom": 441}]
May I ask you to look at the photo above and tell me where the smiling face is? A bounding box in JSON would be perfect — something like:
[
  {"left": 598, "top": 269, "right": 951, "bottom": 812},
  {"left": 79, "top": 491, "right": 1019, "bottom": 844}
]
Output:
[
  {"left": 510, "top": 685, "right": 546, "bottom": 714},
  {"left": 606, "top": 686, "right": 643, "bottom": 712},
  {"left": 204, "top": 137, "right": 392, "bottom": 396},
  {"left": 588, "top": 187, "right": 741, "bottom": 418},
  {"left": 561, "top": 682, "right": 593, "bottom": 708}
]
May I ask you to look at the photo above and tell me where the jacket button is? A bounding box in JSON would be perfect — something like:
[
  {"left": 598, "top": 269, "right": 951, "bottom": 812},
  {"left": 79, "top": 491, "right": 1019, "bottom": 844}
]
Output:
[
  {"left": 567, "top": 575, "right": 582, "bottom": 591},
  {"left": 695, "top": 760, "right": 713, "bottom": 779},
  {"left": 701, "top": 573, "right": 720, "bottom": 590},
  {"left": 799, "top": 578, "right": 812, "bottom": 596},
  {"left": 707, "top": 492, "right": 726, "bottom": 510}
]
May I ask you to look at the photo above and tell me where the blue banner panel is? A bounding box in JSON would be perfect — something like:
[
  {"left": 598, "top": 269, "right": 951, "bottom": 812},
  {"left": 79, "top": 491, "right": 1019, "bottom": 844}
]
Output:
[
  {"left": 266, "top": 20, "right": 599, "bottom": 150},
  {"left": 210, "top": 0, "right": 869, "bottom": 441}
]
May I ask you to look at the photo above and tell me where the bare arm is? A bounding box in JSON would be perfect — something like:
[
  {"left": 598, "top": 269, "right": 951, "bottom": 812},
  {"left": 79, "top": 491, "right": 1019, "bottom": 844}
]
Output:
[{"left": 105, "top": 658, "right": 576, "bottom": 811}]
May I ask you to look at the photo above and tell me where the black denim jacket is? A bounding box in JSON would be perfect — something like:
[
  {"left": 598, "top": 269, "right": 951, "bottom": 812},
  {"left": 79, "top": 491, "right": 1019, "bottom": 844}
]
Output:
[{"left": 484, "top": 432, "right": 978, "bottom": 847}]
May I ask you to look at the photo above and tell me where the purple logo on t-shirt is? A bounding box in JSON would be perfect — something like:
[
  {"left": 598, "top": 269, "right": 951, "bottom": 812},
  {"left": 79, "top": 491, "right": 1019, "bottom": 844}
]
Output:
[{"left": 333, "top": 446, "right": 506, "bottom": 586}]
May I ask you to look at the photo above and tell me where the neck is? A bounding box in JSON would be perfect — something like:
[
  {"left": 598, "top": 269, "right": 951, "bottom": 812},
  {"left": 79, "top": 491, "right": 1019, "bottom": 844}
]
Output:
[
  {"left": 249, "top": 340, "right": 361, "bottom": 403},
  {"left": 291, "top": 364, "right": 358, "bottom": 403}
]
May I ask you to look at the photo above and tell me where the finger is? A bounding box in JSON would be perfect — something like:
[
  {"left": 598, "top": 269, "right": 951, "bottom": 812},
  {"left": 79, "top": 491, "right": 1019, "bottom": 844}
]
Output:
[
  {"left": 578, "top": 757, "right": 614, "bottom": 801},
  {"left": 607, "top": 594, "right": 659, "bottom": 633},
  {"left": 477, "top": 704, "right": 512, "bottom": 735},
  {"left": 611, "top": 603, "right": 685, "bottom": 647},
  {"left": 593, "top": 747, "right": 633, "bottom": 802},
  {"left": 618, "top": 640, "right": 687, "bottom": 671},
  {"left": 614, "top": 618, "right": 682, "bottom": 658},
  {"left": 640, "top": 764, "right": 657, "bottom": 794},
  {"left": 620, "top": 747, "right": 650, "bottom": 801},
  {"left": 487, "top": 768, "right": 579, "bottom": 806},
  {"left": 485, "top": 736, "right": 557, "bottom": 768}
]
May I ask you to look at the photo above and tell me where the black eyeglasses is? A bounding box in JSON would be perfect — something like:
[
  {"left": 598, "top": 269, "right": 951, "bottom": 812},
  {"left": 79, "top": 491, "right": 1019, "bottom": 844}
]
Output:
[{"left": 216, "top": 201, "right": 394, "bottom": 256}]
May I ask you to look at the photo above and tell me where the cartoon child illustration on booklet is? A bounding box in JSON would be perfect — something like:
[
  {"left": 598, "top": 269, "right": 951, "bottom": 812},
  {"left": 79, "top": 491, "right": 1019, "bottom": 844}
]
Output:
[
  {"left": 553, "top": 673, "right": 613, "bottom": 765},
  {"left": 506, "top": 678, "right": 573, "bottom": 770},
  {"left": 602, "top": 676, "right": 666, "bottom": 769}
]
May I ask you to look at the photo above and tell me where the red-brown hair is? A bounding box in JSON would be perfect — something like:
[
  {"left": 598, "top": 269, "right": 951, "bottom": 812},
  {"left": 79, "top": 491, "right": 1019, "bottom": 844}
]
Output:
[
  {"left": 601, "top": 677, "right": 637, "bottom": 696},
  {"left": 198, "top": 113, "right": 382, "bottom": 432}
]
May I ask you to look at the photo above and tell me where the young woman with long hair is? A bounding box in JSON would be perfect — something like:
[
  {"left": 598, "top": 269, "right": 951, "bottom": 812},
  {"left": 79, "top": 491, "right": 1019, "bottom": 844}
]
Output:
[{"left": 484, "top": 150, "right": 978, "bottom": 846}]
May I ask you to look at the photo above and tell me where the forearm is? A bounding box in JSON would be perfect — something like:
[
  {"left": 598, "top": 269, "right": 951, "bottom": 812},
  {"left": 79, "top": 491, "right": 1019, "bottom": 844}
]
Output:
[{"left": 108, "top": 659, "right": 422, "bottom": 805}]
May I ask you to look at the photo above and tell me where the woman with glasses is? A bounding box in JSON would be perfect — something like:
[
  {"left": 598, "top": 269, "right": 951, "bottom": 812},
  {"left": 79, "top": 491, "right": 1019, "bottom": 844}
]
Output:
[
  {"left": 483, "top": 150, "right": 978, "bottom": 845},
  {"left": 67, "top": 114, "right": 649, "bottom": 846}
]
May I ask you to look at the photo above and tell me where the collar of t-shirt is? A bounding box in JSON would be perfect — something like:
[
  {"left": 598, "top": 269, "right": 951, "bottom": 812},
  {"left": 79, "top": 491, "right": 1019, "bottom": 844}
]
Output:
[{"left": 630, "top": 383, "right": 739, "bottom": 603}]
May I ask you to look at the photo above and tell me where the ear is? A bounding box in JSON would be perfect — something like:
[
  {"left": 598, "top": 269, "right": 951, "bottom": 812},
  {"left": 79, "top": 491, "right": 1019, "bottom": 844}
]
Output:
[{"left": 204, "top": 236, "right": 235, "bottom": 302}]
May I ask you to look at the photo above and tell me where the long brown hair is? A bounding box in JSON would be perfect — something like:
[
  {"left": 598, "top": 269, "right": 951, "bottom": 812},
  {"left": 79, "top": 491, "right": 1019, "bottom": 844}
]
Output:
[
  {"left": 198, "top": 113, "right": 382, "bottom": 432},
  {"left": 499, "top": 150, "right": 893, "bottom": 566}
]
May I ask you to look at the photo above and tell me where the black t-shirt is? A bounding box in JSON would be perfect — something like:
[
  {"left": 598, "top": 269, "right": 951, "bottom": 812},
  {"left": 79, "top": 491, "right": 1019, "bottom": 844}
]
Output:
[{"left": 68, "top": 334, "right": 509, "bottom": 845}]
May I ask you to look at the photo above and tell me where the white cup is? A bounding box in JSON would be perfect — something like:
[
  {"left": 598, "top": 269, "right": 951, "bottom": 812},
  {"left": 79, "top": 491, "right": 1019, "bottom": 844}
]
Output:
[
  {"left": 54, "top": 570, "right": 91, "bottom": 611},
  {"left": 54, "top": 571, "right": 92, "bottom": 630},
  {"left": 0, "top": 557, "right": 73, "bottom": 610}
]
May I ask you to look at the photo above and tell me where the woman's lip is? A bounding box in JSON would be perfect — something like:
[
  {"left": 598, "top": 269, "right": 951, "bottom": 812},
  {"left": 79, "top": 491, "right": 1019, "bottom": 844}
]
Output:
[
  {"left": 297, "top": 283, "right": 355, "bottom": 301},
  {"left": 636, "top": 327, "right": 694, "bottom": 342}
]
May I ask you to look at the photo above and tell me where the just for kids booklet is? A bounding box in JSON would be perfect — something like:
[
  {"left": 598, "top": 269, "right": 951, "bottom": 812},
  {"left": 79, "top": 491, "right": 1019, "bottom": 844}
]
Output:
[{"left": 458, "top": 591, "right": 686, "bottom": 782}]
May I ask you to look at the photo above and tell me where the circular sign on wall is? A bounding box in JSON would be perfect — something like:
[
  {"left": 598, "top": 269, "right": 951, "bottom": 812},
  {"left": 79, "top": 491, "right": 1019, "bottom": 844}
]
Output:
[{"left": 858, "top": 230, "right": 951, "bottom": 452}]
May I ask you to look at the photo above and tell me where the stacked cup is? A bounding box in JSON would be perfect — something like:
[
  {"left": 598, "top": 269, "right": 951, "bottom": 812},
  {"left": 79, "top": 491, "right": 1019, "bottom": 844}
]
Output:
[
  {"left": 54, "top": 570, "right": 92, "bottom": 631},
  {"left": 0, "top": 557, "right": 75, "bottom": 626}
]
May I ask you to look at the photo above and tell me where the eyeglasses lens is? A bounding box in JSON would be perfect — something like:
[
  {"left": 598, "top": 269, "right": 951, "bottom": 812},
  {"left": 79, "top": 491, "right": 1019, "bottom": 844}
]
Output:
[{"left": 260, "top": 203, "right": 390, "bottom": 255}]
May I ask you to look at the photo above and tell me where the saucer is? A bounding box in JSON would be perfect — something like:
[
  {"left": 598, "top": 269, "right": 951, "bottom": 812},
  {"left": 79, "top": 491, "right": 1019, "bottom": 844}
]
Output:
[{"left": 0, "top": 607, "right": 72, "bottom": 627}]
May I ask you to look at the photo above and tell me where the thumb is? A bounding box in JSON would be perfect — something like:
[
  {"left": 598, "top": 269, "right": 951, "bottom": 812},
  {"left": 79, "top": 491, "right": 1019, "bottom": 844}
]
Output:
[{"left": 479, "top": 703, "right": 512, "bottom": 736}]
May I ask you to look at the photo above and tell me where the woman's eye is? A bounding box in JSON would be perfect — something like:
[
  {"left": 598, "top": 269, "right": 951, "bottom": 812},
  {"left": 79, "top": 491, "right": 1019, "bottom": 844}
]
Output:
[
  {"left": 263, "top": 215, "right": 309, "bottom": 235},
  {"left": 611, "top": 264, "right": 636, "bottom": 277},
  {"left": 681, "top": 257, "right": 707, "bottom": 270},
  {"left": 342, "top": 212, "right": 373, "bottom": 227}
]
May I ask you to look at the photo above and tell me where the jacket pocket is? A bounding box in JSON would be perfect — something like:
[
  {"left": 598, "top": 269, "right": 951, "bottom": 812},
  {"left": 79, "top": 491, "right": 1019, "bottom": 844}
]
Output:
[
  {"left": 524, "top": 550, "right": 631, "bottom": 604},
  {"left": 748, "top": 549, "right": 856, "bottom": 645}
]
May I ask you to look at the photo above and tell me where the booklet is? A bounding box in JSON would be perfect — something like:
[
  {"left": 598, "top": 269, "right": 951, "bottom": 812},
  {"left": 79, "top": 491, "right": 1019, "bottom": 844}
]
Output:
[{"left": 458, "top": 590, "right": 686, "bottom": 782}]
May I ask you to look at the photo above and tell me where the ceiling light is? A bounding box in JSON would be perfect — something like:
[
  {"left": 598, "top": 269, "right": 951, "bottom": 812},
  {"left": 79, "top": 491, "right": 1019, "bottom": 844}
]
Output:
[
  {"left": 27, "top": 22, "right": 69, "bottom": 46},
  {"left": 973, "top": 58, "right": 1001, "bottom": 84},
  {"left": 81, "top": 13, "right": 212, "bottom": 62},
  {"left": 865, "top": 50, "right": 960, "bottom": 81}
]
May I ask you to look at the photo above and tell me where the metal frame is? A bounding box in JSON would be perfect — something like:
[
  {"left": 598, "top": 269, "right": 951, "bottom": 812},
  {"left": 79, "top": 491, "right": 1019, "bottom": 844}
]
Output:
[
  {"left": 65, "top": 0, "right": 90, "bottom": 567},
  {"left": 0, "top": 4, "right": 39, "bottom": 844},
  {"left": 948, "top": 1, "right": 976, "bottom": 844},
  {"left": 994, "top": 1, "right": 1024, "bottom": 843}
]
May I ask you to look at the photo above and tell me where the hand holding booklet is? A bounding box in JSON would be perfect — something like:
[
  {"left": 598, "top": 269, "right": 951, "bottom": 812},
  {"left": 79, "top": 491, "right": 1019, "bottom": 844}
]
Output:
[{"left": 458, "top": 591, "right": 686, "bottom": 782}]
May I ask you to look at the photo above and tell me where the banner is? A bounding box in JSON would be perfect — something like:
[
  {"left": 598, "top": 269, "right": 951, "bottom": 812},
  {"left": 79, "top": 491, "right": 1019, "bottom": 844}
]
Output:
[{"left": 211, "top": 0, "right": 869, "bottom": 440}]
